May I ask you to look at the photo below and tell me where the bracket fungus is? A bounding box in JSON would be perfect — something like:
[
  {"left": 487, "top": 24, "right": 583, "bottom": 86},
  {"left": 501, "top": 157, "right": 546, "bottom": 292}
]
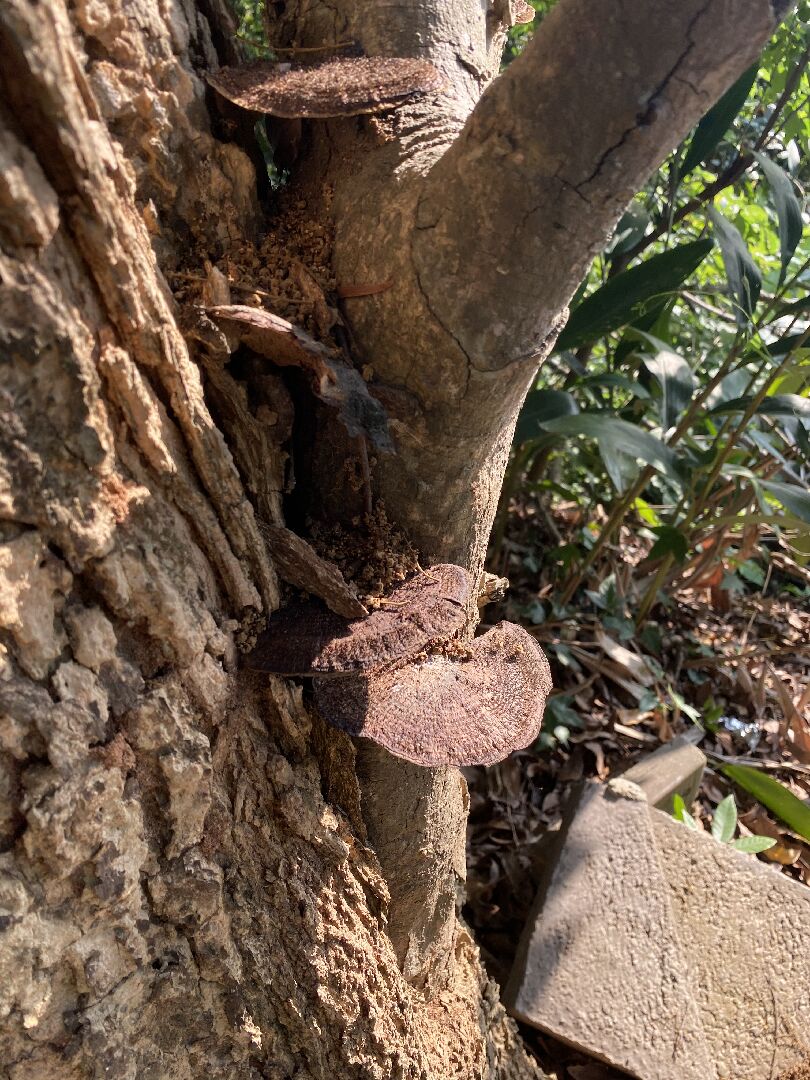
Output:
[
  {"left": 207, "top": 57, "right": 443, "bottom": 119},
  {"left": 513, "top": 1, "right": 536, "bottom": 24},
  {"left": 314, "top": 621, "right": 552, "bottom": 767},
  {"left": 243, "top": 564, "right": 470, "bottom": 676},
  {"left": 244, "top": 562, "right": 552, "bottom": 768}
]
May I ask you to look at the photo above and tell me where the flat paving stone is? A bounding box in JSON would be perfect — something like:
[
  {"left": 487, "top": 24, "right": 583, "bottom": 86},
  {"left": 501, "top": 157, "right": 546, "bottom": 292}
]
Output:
[
  {"left": 622, "top": 732, "right": 705, "bottom": 812},
  {"left": 505, "top": 780, "right": 716, "bottom": 1079},
  {"left": 505, "top": 778, "right": 810, "bottom": 1080},
  {"left": 652, "top": 810, "right": 810, "bottom": 1080}
]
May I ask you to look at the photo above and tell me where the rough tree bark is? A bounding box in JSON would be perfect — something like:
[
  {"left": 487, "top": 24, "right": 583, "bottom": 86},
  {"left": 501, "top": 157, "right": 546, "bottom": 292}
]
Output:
[{"left": 0, "top": 0, "right": 786, "bottom": 1078}]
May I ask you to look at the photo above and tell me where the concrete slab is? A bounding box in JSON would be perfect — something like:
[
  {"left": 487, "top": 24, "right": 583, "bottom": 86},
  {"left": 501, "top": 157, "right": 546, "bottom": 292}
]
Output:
[
  {"left": 622, "top": 733, "right": 705, "bottom": 811},
  {"left": 505, "top": 778, "right": 810, "bottom": 1080},
  {"left": 652, "top": 810, "right": 810, "bottom": 1080},
  {"left": 504, "top": 780, "right": 716, "bottom": 1080}
]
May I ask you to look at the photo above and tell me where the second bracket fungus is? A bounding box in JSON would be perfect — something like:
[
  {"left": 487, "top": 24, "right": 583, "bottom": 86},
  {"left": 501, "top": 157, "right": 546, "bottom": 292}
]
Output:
[
  {"left": 314, "top": 621, "right": 552, "bottom": 767},
  {"left": 244, "top": 564, "right": 470, "bottom": 676},
  {"left": 244, "top": 563, "right": 552, "bottom": 767},
  {"left": 207, "top": 57, "right": 443, "bottom": 119}
]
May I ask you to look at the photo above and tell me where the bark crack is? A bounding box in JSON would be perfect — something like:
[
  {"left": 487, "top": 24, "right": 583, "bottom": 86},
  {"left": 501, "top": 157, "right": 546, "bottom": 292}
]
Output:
[
  {"left": 572, "top": 1, "right": 711, "bottom": 194},
  {"left": 408, "top": 222, "right": 473, "bottom": 399}
]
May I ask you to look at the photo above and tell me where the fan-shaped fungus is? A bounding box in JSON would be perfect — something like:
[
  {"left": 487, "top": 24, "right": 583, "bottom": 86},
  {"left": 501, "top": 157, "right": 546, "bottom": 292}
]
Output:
[
  {"left": 314, "top": 621, "right": 552, "bottom": 767},
  {"left": 207, "top": 57, "right": 443, "bottom": 118}
]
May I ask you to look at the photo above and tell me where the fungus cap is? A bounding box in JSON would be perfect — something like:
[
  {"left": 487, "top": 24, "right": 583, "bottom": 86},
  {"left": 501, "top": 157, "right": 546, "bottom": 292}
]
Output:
[
  {"left": 243, "top": 564, "right": 470, "bottom": 676},
  {"left": 514, "top": 1, "right": 536, "bottom": 24},
  {"left": 314, "top": 621, "right": 552, "bottom": 767},
  {"left": 207, "top": 57, "right": 443, "bottom": 118}
]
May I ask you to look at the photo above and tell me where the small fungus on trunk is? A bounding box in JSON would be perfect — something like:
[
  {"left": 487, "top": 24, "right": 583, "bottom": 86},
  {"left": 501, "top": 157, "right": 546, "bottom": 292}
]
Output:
[
  {"left": 514, "top": 1, "right": 536, "bottom": 25},
  {"left": 314, "top": 621, "right": 552, "bottom": 767},
  {"left": 207, "top": 57, "right": 443, "bottom": 118},
  {"left": 243, "top": 564, "right": 470, "bottom": 676}
]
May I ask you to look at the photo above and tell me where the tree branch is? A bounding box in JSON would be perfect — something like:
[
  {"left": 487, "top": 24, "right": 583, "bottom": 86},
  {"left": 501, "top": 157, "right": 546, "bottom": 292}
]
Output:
[{"left": 412, "top": 0, "right": 787, "bottom": 364}]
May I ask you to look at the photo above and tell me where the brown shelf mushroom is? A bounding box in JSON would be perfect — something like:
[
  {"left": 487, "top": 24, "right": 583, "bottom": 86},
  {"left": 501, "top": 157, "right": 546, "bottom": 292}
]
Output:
[
  {"left": 314, "top": 621, "right": 552, "bottom": 767},
  {"left": 514, "top": 1, "right": 536, "bottom": 25},
  {"left": 243, "top": 564, "right": 470, "bottom": 676},
  {"left": 207, "top": 57, "right": 443, "bottom": 119}
]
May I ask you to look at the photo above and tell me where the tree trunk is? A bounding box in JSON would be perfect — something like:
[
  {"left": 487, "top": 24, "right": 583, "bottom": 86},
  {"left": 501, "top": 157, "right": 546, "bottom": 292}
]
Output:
[{"left": 0, "top": 0, "right": 785, "bottom": 1077}]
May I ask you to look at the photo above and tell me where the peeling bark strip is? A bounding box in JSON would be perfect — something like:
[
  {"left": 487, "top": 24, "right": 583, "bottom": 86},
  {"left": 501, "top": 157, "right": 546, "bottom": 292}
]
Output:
[
  {"left": 260, "top": 524, "right": 368, "bottom": 618},
  {"left": 0, "top": 0, "right": 788, "bottom": 1075},
  {"left": 206, "top": 304, "right": 393, "bottom": 451}
]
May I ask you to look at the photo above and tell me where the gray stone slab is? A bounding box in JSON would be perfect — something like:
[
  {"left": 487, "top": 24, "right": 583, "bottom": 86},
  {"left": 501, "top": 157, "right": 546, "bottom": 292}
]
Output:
[
  {"left": 652, "top": 810, "right": 810, "bottom": 1080},
  {"left": 622, "top": 733, "right": 706, "bottom": 812},
  {"left": 505, "top": 780, "right": 716, "bottom": 1080}
]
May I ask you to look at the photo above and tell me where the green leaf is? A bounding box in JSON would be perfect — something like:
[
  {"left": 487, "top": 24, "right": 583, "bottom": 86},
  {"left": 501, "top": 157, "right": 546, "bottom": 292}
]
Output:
[
  {"left": 672, "top": 793, "right": 699, "bottom": 830},
  {"left": 557, "top": 240, "right": 714, "bottom": 350},
  {"left": 634, "top": 497, "right": 660, "bottom": 527},
  {"left": 761, "top": 479, "right": 810, "bottom": 523},
  {"left": 706, "top": 368, "right": 757, "bottom": 409},
  {"left": 581, "top": 373, "right": 652, "bottom": 400},
  {"left": 710, "top": 208, "right": 762, "bottom": 325},
  {"left": 762, "top": 329, "right": 810, "bottom": 358},
  {"left": 721, "top": 764, "right": 810, "bottom": 842},
  {"left": 515, "top": 388, "right": 579, "bottom": 444},
  {"left": 607, "top": 201, "right": 651, "bottom": 259},
  {"left": 710, "top": 393, "right": 810, "bottom": 419},
  {"left": 738, "top": 559, "right": 765, "bottom": 586},
  {"left": 712, "top": 794, "right": 738, "bottom": 844},
  {"left": 649, "top": 524, "right": 689, "bottom": 562},
  {"left": 681, "top": 65, "right": 758, "bottom": 177},
  {"left": 538, "top": 414, "right": 679, "bottom": 487},
  {"left": 643, "top": 349, "right": 696, "bottom": 429},
  {"left": 544, "top": 694, "right": 585, "bottom": 731},
  {"left": 731, "top": 835, "right": 777, "bottom": 854},
  {"left": 753, "top": 151, "right": 804, "bottom": 280}
]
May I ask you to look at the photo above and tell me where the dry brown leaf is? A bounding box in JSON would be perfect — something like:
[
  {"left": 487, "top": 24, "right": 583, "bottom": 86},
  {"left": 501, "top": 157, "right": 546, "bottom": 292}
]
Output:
[
  {"left": 570, "top": 646, "right": 649, "bottom": 702},
  {"left": 615, "top": 708, "right": 654, "bottom": 726},
  {"left": 612, "top": 723, "right": 657, "bottom": 742},
  {"left": 767, "top": 663, "right": 810, "bottom": 763},
  {"left": 596, "top": 630, "right": 655, "bottom": 686},
  {"left": 585, "top": 740, "right": 608, "bottom": 779}
]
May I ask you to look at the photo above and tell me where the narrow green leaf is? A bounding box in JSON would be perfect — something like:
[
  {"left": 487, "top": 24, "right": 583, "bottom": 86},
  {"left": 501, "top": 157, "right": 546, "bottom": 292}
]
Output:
[
  {"left": 607, "top": 201, "right": 651, "bottom": 259},
  {"left": 738, "top": 559, "right": 765, "bottom": 586},
  {"left": 761, "top": 479, "right": 810, "bottom": 523},
  {"left": 712, "top": 794, "right": 737, "bottom": 844},
  {"left": 721, "top": 764, "right": 810, "bottom": 842},
  {"left": 681, "top": 65, "right": 758, "bottom": 177},
  {"left": 762, "top": 329, "right": 810, "bottom": 357},
  {"left": 672, "top": 793, "right": 699, "bottom": 830},
  {"left": 581, "top": 373, "right": 652, "bottom": 400},
  {"left": 643, "top": 349, "right": 696, "bottom": 429},
  {"left": 597, "top": 436, "right": 631, "bottom": 492},
  {"left": 731, "top": 835, "right": 777, "bottom": 854},
  {"left": 753, "top": 151, "right": 804, "bottom": 279},
  {"left": 710, "top": 393, "right": 810, "bottom": 419},
  {"left": 557, "top": 240, "right": 714, "bottom": 350},
  {"left": 649, "top": 525, "right": 689, "bottom": 562},
  {"left": 515, "top": 389, "right": 579, "bottom": 444},
  {"left": 539, "top": 414, "right": 679, "bottom": 485},
  {"left": 710, "top": 208, "right": 761, "bottom": 325}
]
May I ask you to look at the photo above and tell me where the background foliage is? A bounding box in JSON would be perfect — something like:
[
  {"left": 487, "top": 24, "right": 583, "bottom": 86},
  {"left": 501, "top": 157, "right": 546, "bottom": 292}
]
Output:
[{"left": 498, "top": 0, "right": 810, "bottom": 645}]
